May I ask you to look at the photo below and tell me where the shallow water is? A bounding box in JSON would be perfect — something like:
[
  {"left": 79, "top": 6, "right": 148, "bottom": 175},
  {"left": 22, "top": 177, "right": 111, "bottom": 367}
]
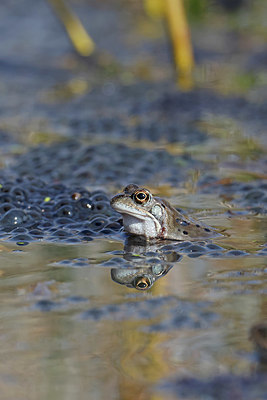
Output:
[
  {"left": 0, "top": 192, "right": 266, "bottom": 399},
  {"left": 0, "top": 0, "right": 267, "bottom": 399}
]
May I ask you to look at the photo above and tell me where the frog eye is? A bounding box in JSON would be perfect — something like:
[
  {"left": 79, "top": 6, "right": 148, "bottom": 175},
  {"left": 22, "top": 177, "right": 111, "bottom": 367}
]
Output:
[
  {"left": 134, "top": 190, "right": 150, "bottom": 204},
  {"left": 133, "top": 276, "right": 151, "bottom": 290}
]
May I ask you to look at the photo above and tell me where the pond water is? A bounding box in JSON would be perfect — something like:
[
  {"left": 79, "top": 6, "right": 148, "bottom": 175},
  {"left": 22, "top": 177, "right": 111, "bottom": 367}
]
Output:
[{"left": 0, "top": 0, "right": 266, "bottom": 399}]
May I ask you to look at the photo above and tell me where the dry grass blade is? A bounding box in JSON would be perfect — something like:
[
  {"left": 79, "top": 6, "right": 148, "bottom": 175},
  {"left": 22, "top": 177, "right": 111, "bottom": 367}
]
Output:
[{"left": 48, "top": 0, "right": 95, "bottom": 56}]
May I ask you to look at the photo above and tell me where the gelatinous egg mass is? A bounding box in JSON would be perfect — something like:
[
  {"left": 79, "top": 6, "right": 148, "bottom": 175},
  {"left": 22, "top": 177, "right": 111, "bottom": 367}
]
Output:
[{"left": 0, "top": 177, "right": 122, "bottom": 244}]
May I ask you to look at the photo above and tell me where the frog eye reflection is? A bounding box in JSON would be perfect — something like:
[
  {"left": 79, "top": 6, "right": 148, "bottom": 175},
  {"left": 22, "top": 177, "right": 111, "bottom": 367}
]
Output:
[
  {"left": 133, "top": 277, "right": 151, "bottom": 290},
  {"left": 134, "top": 190, "right": 149, "bottom": 204}
]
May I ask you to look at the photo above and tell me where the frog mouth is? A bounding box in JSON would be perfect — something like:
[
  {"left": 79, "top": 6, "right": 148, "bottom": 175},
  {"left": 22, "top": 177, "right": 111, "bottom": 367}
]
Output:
[
  {"left": 112, "top": 202, "right": 161, "bottom": 235},
  {"left": 110, "top": 196, "right": 148, "bottom": 218},
  {"left": 112, "top": 202, "right": 156, "bottom": 221},
  {"left": 111, "top": 195, "right": 162, "bottom": 237}
]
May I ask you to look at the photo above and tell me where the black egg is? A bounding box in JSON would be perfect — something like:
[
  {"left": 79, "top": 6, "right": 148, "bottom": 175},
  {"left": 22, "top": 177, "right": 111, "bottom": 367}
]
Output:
[
  {"left": 12, "top": 233, "right": 33, "bottom": 242},
  {"left": 49, "top": 183, "right": 67, "bottom": 192},
  {"left": 51, "top": 229, "right": 71, "bottom": 238},
  {"left": 71, "top": 188, "right": 91, "bottom": 198},
  {"left": 0, "top": 209, "right": 28, "bottom": 227},
  {"left": 27, "top": 209, "right": 42, "bottom": 220},
  {"left": 105, "top": 222, "right": 122, "bottom": 231},
  {"left": 10, "top": 186, "right": 29, "bottom": 202},
  {"left": 29, "top": 229, "right": 43, "bottom": 237},
  {"left": 77, "top": 198, "right": 94, "bottom": 210},
  {"left": 78, "top": 229, "right": 94, "bottom": 236},
  {"left": 0, "top": 194, "right": 13, "bottom": 204},
  {"left": 0, "top": 183, "right": 12, "bottom": 193},
  {"left": 12, "top": 233, "right": 33, "bottom": 246},
  {"left": 88, "top": 217, "right": 108, "bottom": 231},
  {"left": 93, "top": 201, "right": 109, "bottom": 213},
  {"left": 11, "top": 227, "right": 27, "bottom": 233},
  {"left": 54, "top": 198, "right": 72, "bottom": 210},
  {"left": 39, "top": 221, "right": 53, "bottom": 228},
  {"left": 91, "top": 192, "right": 110, "bottom": 202},
  {"left": 100, "top": 228, "right": 113, "bottom": 234},
  {"left": 187, "top": 244, "right": 206, "bottom": 253},
  {"left": 226, "top": 250, "right": 248, "bottom": 257},
  {"left": 0, "top": 203, "right": 14, "bottom": 214},
  {"left": 55, "top": 217, "right": 74, "bottom": 225},
  {"left": 56, "top": 205, "right": 74, "bottom": 218}
]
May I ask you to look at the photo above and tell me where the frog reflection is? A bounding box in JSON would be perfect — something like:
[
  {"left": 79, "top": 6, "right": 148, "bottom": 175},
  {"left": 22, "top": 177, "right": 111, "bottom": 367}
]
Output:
[
  {"left": 110, "top": 236, "right": 182, "bottom": 290},
  {"left": 250, "top": 323, "right": 267, "bottom": 366},
  {"left": 111, "top": 264, "right": 174, "bottom": 290}
]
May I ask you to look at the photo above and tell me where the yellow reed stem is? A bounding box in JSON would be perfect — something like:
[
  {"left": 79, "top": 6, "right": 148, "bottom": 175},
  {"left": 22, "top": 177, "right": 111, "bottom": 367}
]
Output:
[
  {"left": 48, "top": 0, "right": 95, "bottom": 57},
  {"left": 165, "top": 0, "right": 194, "bottom": 89}
]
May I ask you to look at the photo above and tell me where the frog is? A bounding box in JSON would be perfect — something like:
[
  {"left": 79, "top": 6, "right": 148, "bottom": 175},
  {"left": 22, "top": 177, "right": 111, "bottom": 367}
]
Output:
[
  {"left": 111, "top": 183, "right": 220, "bottom": 240},
  {"left": 111, "top": 263, "right": 174, "bottom": 290}
]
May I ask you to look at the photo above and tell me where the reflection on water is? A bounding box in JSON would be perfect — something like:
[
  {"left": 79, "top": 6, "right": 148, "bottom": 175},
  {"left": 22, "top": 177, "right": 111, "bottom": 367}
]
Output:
[
  {"left": 110, "top": 236, "right": 180, "bottom": 290},
  {"left": 0, "top": 188, "right": 266, "bottom": 399},
  {"left": 111, "top": 263, "right": 174, "bottom": 290},
  {"left": 0, "top": 212, "right": 266, "bottom": 398},
  {"left": 250, "top": 323, "right": 267, "bottom": 367}
]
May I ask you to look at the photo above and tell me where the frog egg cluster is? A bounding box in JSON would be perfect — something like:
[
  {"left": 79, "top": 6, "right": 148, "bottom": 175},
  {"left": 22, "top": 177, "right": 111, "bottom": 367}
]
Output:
[
  {"left": 199, "top": 175, "right": 267, "bottom": 214},
  {"left": 69, "top": 115, "right": 206, "bottom": 145},
  {"left": 11, "top": 141, "right": 199, "bottom": 187},
  {"left": 0, "top": 177, "right": 122, "bottom": 245}
]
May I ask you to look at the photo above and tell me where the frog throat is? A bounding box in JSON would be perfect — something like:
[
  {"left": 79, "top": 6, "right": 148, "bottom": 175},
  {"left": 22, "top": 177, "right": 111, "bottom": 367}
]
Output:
[{"left": 120, "top": 208, "right": 161, "bottom": 238}]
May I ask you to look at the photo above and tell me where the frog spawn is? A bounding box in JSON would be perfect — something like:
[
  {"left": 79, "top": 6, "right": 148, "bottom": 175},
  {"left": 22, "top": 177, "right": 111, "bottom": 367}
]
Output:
[
  {"left": 11, "top": 141, "right": 201, "bottom": 188},
  {"left": 198, "top": 175, "right": 267, "bottom": 214},
  {"left": 0, "top": 177, "right": 122, "bottom": 244}
]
